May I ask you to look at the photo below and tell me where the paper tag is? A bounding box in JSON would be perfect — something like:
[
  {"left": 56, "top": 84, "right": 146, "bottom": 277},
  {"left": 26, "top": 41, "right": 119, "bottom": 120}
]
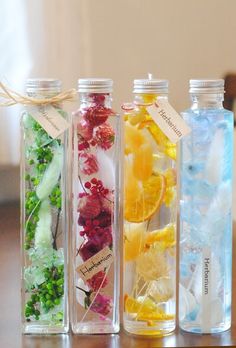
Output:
[
  {"left": 76, "top": 246, "right": 113, "bottom": 281},
  {"left": 147, "top": 100, "right": 191, "bottom": 143},
  {"left": 201, "top": 247, "right": 212, "bottom": 332},
  {"left": 27, "top": 105, "right": 70, "bottom": 139}
]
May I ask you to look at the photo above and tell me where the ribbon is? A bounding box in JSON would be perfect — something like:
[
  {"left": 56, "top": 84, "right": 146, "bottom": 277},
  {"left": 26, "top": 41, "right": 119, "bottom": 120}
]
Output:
[{"left": 0, "top": 81, "right": 77, "bottom": 107}]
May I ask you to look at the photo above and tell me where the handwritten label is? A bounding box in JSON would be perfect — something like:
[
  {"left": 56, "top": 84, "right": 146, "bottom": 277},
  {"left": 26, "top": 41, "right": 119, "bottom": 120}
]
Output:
[
  {"left": 147, "top": 100, "right": 191, "bottom": 143},
  {"left": 27, "top": 105, "right": 70, "bottom": 139},
  {"left": 201, "top": 247, "right": 212, "bottom": 333},
  {"left": 76, "top": 246, "right": 113, "bottom": 281}
]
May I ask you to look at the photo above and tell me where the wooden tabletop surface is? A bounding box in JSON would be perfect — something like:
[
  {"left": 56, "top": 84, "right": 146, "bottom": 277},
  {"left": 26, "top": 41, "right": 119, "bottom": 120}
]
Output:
[{"left": 0, "top": 202, "right": 236, "bottom": 348}]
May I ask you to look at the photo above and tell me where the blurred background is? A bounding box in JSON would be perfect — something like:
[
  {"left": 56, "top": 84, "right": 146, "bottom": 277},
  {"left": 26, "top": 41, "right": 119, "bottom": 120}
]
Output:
[{"left": 0, "top": 0, "right": 236, "bottom": 214}]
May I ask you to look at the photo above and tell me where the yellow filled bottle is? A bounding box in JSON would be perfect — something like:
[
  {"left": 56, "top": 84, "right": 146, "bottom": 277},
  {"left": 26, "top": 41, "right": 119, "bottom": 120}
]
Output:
[{"left": 123, "top": 77, "right": 176, "bottom": 336}]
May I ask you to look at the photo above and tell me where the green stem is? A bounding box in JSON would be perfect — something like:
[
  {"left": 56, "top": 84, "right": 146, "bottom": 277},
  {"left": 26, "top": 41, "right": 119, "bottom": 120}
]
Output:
[{"left": 52, "top": 208, "right": 61, "bottom": 250}]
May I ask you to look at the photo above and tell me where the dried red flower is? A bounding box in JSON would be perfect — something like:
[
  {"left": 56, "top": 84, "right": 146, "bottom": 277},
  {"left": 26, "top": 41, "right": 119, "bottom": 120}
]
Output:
[
  {"left": 83, "top": 106, "right": 113, "bottom": 127},
  {"left": 87, "top": 271, "right": 108, "bottom": 291},
  {"left": 78, "top": 194, "right": 101, "bottom": 219},
  {"left": 77, "top": 118, "right": 93, "bottom": 141},
  {"left": 95, "top": 123, "right": 115, "bottom": 150},
  {"left": 79, "top": 152, "right": 99, "bottom": 175},
  {"left": 90, "top": 293, "right": 112, "bottom": 316}
]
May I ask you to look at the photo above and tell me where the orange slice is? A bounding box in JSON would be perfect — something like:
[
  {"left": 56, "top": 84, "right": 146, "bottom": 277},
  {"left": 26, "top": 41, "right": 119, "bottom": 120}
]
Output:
[{"left": 124, "top": 174, "right": 166, "bottom": 223}]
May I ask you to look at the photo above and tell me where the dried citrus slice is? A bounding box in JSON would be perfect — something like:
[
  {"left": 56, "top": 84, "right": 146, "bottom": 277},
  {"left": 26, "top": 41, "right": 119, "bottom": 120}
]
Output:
[
  {"left": 133, "top": 143, "right": 153, "bottom": 181},
  {"left": 124, "top": 223, "right": 146, "bottom": 262},
  {"left": 124, "top": 294, "right": 174, "bottom": 321},
  {"left": 124, "top": 174, "right": 166, "bottom": 223},
  {"left": 124, "top": 295, "right": 156, "bottom": 314}
]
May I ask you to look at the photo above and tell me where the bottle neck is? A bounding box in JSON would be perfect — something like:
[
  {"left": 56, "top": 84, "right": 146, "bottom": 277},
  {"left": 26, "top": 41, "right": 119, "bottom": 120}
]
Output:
[
  {"left": 79, "top": 93, "right": 112, "bottom": 109},
  {"left": 190, "top": 93, "right": 224, "bottom": 109},
  {"left": 134, "top": 93, "right": 168, "bottom": 104}
]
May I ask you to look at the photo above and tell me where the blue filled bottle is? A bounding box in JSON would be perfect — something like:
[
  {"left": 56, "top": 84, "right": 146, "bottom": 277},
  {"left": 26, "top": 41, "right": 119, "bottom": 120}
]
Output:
[{"left": 179, "top": 79, "right": 234, "bottom": 334}]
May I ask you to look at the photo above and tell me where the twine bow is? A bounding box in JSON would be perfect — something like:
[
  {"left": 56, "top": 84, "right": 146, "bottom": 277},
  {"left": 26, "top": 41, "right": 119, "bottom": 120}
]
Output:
[{"left": 0, "top": 81, "right": 77, "bottom": 106}]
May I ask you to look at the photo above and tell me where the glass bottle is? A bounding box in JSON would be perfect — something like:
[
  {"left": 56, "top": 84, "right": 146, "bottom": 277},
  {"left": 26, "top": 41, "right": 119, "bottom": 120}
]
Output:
[
  {"left": 179, "top": 79, "right": 234, "bottom": 334},
  {"left": 123, "top": 79, "right": 177, "bottom": 336},
  {"left": 21, "top": 79, "right": 69, "bottom": 334},
  {"left": 71, "top": 78, "right": 120, "bottom": 334}
]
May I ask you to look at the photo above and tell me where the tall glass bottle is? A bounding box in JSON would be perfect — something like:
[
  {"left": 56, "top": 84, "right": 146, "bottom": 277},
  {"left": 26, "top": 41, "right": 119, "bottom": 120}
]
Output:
[
  {"left": 71, "top": 78, "right": 120, "bottom": 334},
  {"left": 21, "top": 79, "right": 69, "bottom": 334},
  {"left": 179, "top": 79, "right": 234, "bottom": 334},
  {"left": 123, "top": 79, "right": 177, "bottom": 336}
]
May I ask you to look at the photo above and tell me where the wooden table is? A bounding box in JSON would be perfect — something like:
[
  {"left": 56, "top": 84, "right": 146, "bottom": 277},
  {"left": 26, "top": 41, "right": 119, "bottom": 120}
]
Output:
[{"left": 1, "top": 202, "right": 236, "bottom": 347}]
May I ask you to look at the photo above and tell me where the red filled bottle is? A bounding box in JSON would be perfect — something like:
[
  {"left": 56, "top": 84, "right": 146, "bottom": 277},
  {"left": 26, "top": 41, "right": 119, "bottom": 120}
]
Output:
[{"left": 71, "top": 79, "right": 121, "bottom": 334}]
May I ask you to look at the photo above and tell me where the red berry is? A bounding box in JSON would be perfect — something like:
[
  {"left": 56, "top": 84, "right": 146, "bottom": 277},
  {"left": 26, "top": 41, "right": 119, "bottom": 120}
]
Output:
[
  {"left": 91, "top": 178, "right": 97, "bottom": 184},
  {"left": 84, "top": 181, "right": 91, "bottom": 189},
  {"left": 90, "top": 140, "right": 97, "bottom": 146}
]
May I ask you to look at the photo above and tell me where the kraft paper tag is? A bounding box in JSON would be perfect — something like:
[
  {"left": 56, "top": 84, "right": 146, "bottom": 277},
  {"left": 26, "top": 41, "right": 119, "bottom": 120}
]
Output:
[
  {"left": 27, "top": 105, "right": 70, "bottom": 139},
  {"left": 147, "top": 100, "right": 191, "bottom": 143},
  {"left": 76, "top": 246, "right": 113, "bottom": 282}
]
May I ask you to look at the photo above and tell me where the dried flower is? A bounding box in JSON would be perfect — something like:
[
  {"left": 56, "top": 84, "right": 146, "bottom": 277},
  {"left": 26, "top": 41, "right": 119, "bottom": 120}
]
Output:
[
  {"left": 77, "top": 118, "right": 93, "bottom": 141},
  {"left": 96, "top": 211, "right": 112, "bottom": 227},
  {"left": 90, "top": 293, "right": 112, "bottom": 316},
  {"left": 136, "top": 247, "right": 168, "bottom": 281},
  {"left": 78, "top": 227, "right": 112, "bottom": 261},
  {"left": 148, "top": 277, "right": 174, "bottom": 302},
  {"left": 79, "top": 152, "right": 99, "bottom": 175},
  {"left": 83, "top": 106, "right": 113, "bottom": 127},
  {"left": 78, "top": 194, "right": 101, "bottom": 219},
  {"left": 87, "top": 271, "right": 108, "bottom": 291},
  {"left": 79, "top": 240, "right": 102, "bottom": 261},
  {"left": 95, "top": 123, "right": 115, "bottom": 150}
]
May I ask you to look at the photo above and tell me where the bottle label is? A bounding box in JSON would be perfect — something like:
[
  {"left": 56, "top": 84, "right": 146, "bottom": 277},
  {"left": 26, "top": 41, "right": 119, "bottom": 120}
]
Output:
[
  {"left": 147, "top": 100, "right": 191, "bottom": 143},
  {"left": 76, "top": 246, "right": 114, "bottom": 282},
  {"left": 201, "top": 247, "right": 212, "bottom": 332},
  {"left": 27, "top": 105, "right": 70, "bottom": 139}
]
